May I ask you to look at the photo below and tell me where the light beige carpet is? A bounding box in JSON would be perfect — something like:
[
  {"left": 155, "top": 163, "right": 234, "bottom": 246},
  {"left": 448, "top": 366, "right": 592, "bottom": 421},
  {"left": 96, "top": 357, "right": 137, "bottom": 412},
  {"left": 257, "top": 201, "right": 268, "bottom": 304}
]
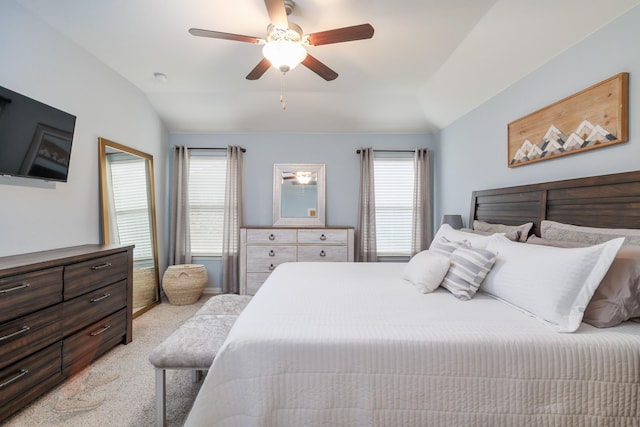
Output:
[{"left": 4, "top": 296, "right": 210, "bottom": 427}]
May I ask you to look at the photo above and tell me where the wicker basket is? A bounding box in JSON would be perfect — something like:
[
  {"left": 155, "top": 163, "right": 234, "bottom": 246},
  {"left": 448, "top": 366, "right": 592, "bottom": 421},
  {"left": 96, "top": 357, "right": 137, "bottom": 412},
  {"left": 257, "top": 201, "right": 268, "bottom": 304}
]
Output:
[{"left": 162, "top": 264, "right": 207, "bottom": 305}]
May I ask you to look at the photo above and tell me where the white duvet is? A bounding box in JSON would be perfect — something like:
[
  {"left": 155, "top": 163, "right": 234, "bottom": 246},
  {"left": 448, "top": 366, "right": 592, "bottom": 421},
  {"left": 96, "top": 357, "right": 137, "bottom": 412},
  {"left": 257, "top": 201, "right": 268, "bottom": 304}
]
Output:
[{"left": 185, "top": 262, "right": 640, "bottom": 426}]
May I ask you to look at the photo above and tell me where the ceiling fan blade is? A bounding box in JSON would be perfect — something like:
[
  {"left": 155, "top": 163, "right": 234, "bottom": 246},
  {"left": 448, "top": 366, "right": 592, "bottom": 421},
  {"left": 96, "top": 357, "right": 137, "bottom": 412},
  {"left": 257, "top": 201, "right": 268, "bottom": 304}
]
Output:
[
  {"left": 189, "top": 28, "right": 261, "bottom": 44},
  {"left": 307, "top": 23, "right": 374, "bottom": 46},
  {"left": 302, "top": 54, "right": 338, "bottom": 81},
  {"left": 246, "top": 58, "right": 272, "bottom": 80},
  {"left": 264, "top": 0, "right": 289, "bottom": 29}
]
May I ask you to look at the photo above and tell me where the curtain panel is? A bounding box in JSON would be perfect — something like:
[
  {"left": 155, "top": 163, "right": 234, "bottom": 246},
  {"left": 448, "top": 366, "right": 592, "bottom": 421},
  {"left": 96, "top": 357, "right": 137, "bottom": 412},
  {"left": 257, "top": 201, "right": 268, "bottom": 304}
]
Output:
[
  {"left": 169, "top": 145, "right": 191, "bottom": 265},
  {"left": 411, "top": 148, "right": 432, "bottom": 255},
  {"left": 356, "top": 147, "right": 378, "bottom": 262},
  {"left": 221, "top": 145, "right": 245, "bottom": 293}
]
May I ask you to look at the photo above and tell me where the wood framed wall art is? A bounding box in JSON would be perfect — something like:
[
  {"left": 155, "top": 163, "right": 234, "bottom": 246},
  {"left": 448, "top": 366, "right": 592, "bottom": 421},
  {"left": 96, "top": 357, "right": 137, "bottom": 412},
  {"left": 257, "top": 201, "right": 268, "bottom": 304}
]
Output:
[{"left": 507, "top": 72, "right": 628, "bottom": 168}]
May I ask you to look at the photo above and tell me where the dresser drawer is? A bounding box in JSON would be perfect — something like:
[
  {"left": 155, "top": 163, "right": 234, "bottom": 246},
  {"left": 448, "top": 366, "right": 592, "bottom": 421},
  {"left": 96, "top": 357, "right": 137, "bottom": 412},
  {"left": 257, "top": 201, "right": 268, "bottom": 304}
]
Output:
[
  {"left": 298, "top": 229, "right": 349, "bottom": 245},
  {"left": 0, "top": 304, "right": 63, "bottom": 370},
  {"left": 0, "top": 267, "right": 63, "bottom": 324},
  {"left": 246, "top": 245, "right": 297, "bottom": 261},
  {"left": 246, "top": 259, "right": 292, "bottom": 273},
  {"left": 246, "top": 273, "right": 270, "bottom": 295},
  {"left": 62, "top": 280, "right": 127, "bottom": 336},
  {"left": 246, "top": 245, "right": 296, "bottom": 273},
  {"left": 298, "top": 245, "right": 349, "bottom": 262},
  {"left": 63, "top": 252, "right": 128, "bottom": 299},
  {"left": 63, "top": 308, "right": 127, "bottom": 372},
  {"left": 246, "top": 228, "right": 297, "bottom": 244},
  {"left": 0, "top": 342, "right": 62, "bottom": 409}
]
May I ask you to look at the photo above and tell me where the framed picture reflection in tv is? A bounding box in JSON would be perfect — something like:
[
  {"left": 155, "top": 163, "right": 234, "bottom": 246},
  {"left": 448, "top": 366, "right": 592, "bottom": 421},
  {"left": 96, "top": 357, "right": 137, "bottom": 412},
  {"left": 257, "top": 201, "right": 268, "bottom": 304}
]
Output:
[{"left": 19, "top": 123, "right": 73, "bottom": 182}]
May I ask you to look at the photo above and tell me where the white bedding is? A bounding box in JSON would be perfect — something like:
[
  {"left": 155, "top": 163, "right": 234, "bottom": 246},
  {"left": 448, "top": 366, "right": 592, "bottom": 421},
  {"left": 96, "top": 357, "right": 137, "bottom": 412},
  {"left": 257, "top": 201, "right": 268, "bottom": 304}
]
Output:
[{"left": 185, "top": 262, "right": 640, "bottom": 426}]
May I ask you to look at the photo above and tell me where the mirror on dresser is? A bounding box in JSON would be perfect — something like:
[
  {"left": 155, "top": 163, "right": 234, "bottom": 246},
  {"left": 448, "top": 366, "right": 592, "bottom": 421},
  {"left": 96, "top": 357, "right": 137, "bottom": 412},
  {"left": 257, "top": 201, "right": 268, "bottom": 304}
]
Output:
[
  {"left": 98, "top": 137, "right": 160, "bottom": 317},
  {"left": 273, "top": 163, "right": 326, "bottom": 227}
]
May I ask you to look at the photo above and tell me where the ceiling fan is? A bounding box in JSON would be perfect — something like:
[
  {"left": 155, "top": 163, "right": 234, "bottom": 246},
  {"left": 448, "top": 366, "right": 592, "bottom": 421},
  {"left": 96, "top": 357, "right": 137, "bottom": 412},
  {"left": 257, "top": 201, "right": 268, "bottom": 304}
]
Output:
[{"left": 189, "top": 0, "right": 374, "bottom": 81}]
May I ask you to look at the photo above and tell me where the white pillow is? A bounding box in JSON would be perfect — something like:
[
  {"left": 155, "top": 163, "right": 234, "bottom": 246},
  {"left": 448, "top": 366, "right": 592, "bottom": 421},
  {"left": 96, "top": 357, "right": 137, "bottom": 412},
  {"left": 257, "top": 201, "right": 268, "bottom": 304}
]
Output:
[
  {"left": 403, "top": 250, "right": 451, "bottom": 293},
  {"left": 430, "top": 224, "right": 495, "bottom": 249},
  {"left": 482, "top": 234, "right": 624, "bottom": 332}
]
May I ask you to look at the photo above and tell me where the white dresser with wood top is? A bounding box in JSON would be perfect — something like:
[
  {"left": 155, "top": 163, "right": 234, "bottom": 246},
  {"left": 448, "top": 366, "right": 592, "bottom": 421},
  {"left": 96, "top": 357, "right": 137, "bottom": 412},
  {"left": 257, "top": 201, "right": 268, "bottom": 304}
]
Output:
[{"left": 239, "top": 227, "right": 354, "bottom": 295}]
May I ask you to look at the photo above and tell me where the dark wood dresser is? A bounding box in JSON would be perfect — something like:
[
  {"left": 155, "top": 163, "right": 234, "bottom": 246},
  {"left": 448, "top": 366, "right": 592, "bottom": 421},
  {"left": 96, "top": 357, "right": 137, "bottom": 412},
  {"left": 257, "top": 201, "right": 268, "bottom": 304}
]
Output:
[{"left": 0, "top": 244, "right": 134, "bottom": 421}]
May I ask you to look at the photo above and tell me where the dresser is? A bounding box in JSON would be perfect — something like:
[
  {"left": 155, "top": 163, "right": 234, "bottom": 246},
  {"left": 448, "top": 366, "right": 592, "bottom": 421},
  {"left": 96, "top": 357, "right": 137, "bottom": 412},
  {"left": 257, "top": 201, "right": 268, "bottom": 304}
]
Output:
[
  {"left": 0, "top": 244, "right": 133, "bottom": 422},
  {"left": 239, "top": 227, "right": 354, "bottom": 295}
]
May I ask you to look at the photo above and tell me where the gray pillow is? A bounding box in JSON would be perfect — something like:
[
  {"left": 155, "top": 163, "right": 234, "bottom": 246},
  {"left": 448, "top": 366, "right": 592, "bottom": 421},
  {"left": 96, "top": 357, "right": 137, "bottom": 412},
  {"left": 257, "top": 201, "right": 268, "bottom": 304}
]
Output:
[
  {"left": 473, "top": 220, "right": 532, "bottom": 242},
  {"left": 430, "top": 236, "right": 471, "bottom": 257},
  {"left": 540, "top": 220, "right": 640, "bottom": 246},
  {"left": 461, "top": 227, "right": 521, "bottom": 242},
  {"left": 441, "top": 246, "right": 497, "bottom": 301}
]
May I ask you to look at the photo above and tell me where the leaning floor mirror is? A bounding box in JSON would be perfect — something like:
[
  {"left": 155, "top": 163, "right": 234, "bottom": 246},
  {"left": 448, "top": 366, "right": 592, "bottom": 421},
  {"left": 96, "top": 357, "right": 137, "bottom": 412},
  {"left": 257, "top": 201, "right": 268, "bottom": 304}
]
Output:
[{"left": 98, "top": 137, "right": 161, "bottom": 317}]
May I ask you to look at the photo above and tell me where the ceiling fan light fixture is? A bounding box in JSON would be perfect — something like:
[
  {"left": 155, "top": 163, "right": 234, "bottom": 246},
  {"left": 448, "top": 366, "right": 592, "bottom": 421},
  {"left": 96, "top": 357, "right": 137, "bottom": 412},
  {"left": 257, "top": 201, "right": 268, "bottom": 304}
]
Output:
[
  {"left": 295, "top": 172, "right": 313, "bottom": 185},
  {"left": 262, "top": 40, "right": 307, "bottom": 73}
]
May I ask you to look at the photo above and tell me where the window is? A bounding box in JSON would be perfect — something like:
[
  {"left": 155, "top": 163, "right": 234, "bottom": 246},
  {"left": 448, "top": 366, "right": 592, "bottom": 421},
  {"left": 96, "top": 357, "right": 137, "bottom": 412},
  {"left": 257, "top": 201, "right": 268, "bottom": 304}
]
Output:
[
  {"left": 188, "top": 153, "right": 227, "bottom": 256},
  {"left": 373, "top": 155, "right": 414, "bottom": 257},
  {"left": 108, "top": 156, "right": 152, "bottom": 263}
]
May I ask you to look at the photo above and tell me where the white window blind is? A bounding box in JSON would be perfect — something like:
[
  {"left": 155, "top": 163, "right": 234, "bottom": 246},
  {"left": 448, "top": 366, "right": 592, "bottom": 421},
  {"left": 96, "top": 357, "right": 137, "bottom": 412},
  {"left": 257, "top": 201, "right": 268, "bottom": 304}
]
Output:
[
  {"left": 109, "top": 158, "right": 152, "bottom": 262},
  {"left": 373, "top": 156, "right": 414, "bottom": 257},
  {"left": 188, "top": 154, "right": 227, "bottom": 256}
]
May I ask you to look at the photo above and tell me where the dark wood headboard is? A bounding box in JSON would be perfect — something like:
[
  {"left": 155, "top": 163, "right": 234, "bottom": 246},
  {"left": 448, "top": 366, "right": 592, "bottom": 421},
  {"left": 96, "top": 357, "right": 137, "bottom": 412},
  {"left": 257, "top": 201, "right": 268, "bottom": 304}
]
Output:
[{"left": 470, "top": 170, "right": 640, "bottom": 237}]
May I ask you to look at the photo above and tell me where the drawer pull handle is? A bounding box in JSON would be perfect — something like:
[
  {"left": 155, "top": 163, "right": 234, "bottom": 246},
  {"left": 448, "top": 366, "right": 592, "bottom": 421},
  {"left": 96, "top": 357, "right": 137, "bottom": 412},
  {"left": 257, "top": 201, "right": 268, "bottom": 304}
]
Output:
[
  {"left": 90, "top": 325, "right": 111, "bottom": 336},
  {"left": 320, "top": 234, "right": 327, "bottom": 241},
  {"left": 0, "top": 326, "right": 30, "bottom": 342},
  {"left": 0, "top": 283, "right": 30, "bottom": 294},
  {"left": 268, "top": 264, "right": 275, "bottom": 271},
  {"left": 0, "top": 369, "right": 29, "bottom": 389},
  {"left": 91, "top": 262, "right": 112, "bottom": 271},
  {"left": 320, "top": 250, "right": 326, "bottom": 257},
  {"left": 269, "top": 250, "right": 275, "bottom": 257},
  {"left": 268, "top": 234, "right": 275, "bottom": 240},
  {"left": 90, "top": 293, "right": 111, "bottom": 303}
]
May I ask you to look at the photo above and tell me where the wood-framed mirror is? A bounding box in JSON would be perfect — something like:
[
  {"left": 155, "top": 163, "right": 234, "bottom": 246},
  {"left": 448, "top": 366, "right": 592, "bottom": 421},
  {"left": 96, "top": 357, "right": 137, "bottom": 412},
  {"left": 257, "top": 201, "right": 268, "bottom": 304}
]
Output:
[
  {"left": 273, "top": 163, "right": 326, "bottom": 227},
  {"left": 98, "top": 137, "right": 160, "bottom": 317}
]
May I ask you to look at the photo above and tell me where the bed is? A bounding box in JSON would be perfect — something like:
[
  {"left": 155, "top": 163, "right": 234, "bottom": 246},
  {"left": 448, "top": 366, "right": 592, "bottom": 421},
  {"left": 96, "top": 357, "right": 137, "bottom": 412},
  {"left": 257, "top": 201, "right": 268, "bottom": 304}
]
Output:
[{"left": 185, "top": 171, "right": 640, "bottom": 426}]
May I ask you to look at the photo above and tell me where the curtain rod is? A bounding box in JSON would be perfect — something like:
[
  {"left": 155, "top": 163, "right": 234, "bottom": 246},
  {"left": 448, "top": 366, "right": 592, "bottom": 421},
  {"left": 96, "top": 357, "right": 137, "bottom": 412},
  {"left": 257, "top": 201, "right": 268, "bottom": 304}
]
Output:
[
  {"left": 189, "top": 147, "right": 246, "bottom": 152},
  {"left": 355, "top": 149, "right": 418, "bottom": 154}
]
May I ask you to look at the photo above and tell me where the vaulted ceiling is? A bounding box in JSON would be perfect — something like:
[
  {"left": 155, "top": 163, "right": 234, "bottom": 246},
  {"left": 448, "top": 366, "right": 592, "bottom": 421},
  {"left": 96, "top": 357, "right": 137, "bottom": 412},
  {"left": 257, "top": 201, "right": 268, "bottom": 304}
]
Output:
[{"left": 15, "top": 0, "right": 640, "bottom": 133}]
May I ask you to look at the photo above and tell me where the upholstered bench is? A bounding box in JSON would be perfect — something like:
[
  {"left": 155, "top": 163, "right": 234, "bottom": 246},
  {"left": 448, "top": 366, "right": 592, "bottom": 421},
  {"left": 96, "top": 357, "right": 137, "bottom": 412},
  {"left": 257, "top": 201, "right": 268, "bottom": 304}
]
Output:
[
  {"left": 148, "top": 294, "right": 252, "bottom": 427},
  {"left": 194, "top": 293, "right": 252, "bottom": 316}
]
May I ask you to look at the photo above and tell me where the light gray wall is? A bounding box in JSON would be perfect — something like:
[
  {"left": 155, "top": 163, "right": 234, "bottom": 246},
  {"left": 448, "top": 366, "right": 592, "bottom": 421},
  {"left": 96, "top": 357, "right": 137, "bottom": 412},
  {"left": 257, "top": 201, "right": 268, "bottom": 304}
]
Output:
[
  {"left": 169, "top": 133, "right": 436, "bottom": 291},
  {"left": 169, "top": 133, "right": 435, "bottom": 228},
  {"left": 436, "top": 5, "right": 640, "bottom": 227},
  {"left": 0, "top": 2, "right": 168, "bottom": 268}
]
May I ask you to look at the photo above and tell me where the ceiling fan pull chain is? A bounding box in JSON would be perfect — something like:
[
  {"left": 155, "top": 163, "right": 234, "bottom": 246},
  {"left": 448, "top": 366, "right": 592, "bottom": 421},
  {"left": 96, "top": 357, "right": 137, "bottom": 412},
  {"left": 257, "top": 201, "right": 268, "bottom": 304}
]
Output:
[{"left": 280, "top": 73, "right": 287, "bottom": 110}]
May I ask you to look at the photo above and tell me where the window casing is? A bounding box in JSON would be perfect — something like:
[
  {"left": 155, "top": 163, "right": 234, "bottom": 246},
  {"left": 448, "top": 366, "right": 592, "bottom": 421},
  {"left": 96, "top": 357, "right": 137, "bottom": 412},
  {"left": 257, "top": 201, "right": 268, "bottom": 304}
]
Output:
[
  {"left": 373, "top": 155, "right": 414, "bottom": 257},
  {"left": 188, "top": 152, "right": 227, "bottom": 256}
]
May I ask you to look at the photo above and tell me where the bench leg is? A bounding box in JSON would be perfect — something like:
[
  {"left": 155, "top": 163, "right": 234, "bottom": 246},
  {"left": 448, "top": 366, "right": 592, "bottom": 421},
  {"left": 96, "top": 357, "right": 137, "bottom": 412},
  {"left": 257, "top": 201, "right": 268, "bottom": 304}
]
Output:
[
  {"left": 156, "top": 368, "right": 166, "bottom": 427},
  {"left": 193, "top": 369, "right": 209, "bottom": 383}
]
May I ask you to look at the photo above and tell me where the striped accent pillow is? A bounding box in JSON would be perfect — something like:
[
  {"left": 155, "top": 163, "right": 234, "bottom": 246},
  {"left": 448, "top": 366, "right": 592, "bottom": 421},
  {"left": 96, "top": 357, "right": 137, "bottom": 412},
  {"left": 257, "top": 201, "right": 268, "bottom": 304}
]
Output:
[
  {"left": 441, "top": 247, "right": 497, "bottom": 300},
  {"left": 430, "top": 236, "right": 471, "bottom": 257}
]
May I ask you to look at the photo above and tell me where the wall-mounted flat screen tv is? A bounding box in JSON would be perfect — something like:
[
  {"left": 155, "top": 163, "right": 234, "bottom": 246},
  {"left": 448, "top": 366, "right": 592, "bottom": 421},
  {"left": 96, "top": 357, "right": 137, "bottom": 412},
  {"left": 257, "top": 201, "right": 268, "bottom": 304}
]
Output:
[{"left": 0, "top": 85, "right": 76, "bottom": 182}]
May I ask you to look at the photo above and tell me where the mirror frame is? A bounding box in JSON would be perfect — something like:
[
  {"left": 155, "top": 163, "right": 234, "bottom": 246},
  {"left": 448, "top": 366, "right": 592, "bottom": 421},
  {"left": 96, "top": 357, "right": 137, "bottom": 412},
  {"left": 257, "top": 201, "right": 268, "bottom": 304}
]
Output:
[
  {"left": 98, "top": 137, "right": 161, "bottom": 317},
  {"left": 273, "top": 163, "right": 326, "bottom": 227}
]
